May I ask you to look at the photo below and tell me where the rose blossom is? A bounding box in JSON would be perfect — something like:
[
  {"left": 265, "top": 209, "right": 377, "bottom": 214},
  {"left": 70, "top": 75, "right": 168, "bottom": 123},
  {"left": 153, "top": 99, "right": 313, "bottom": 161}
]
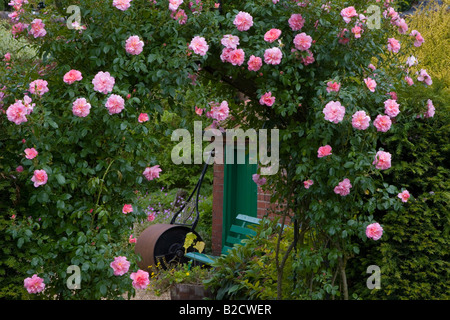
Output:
[
  {"left": 29, "top": 19, "right": 46, "bottom": 38},
  {"left": 171, "top": 9, "right": 187, "bottom": 24},
  {"left": 387, "top": 38, "right": 401, "bottom": 53},
  {"left": 72, "top": 98, "right": 91, "bottom": 117},
  {"left": 105, "top": 94, "right": 125, "bottom": 115},
  {"left": 424, "top": 99, "right": 435, "bottom": 118},
  {"left": 113, "top": 0, "right": 132, "bottom": 11},
  {"left": 410, "top": 30, "right": 424, "bottom": 47},
  {"left": 341, "top": 6, "right": 358, "bottom": 23},
  {"left": 264, "top": 28, "right": 282, "bottom": 43},
  {"left": 233, "top": 11, "right": 253, "bottom": 31},
  {"left": 63, "top": 69, "right": 83, "bottom": 84},
  {"left": 288, "top": 13, "right": 305, "bottom": 31},
  {"left": 248, "top": 55, "right": 262, "bottom": 71},
  {"left": 334, "top": 178, "right": 352, "bottom": 196},
  {"left": 259, "top": 92, "right": 275, "bottom": 106},
  {"left": 6, "top": 101, "right": 28, "bottom": 125},
  {"left": 92, "top": 71, "right": 115, "bottom": 94},
  {"left": 317, "top": 145, "right": 332, "bottom": 158},
  {"left": 110, "top": 256, "right": 130, "bottom": 276},
  {"left": 207, "top": 101, "right": 229, "bottom": 121},
  {"left": 252, "top": 174, "right": 266, "bottom": 186},
  {"left": 130, "top": 270, "right": 150, "bottom": 290},
  {"left": 195, "top": 106, "right": 203, "bottom": 116},
  {"left": 221, "top": 34, "right": 240, "bottom": 49},
  {"left": 366, "top": 223, "right": 383, "bottom": 240},
  {"left": 351, "top": 110, "right": 371, "bottom": 130},
  {"left": 228, "top": 48, "right": 245, "bottom": 66},
  {"left": 143, "top": 165, "right": 162, "bottom": 181},
  {"left": 138, "top": 113, "right": 149, "bottom": 122},
  {"left": 24, "top": 274, "right": 45, "bottom": 294},
  {"left": 31, "top": 169, "right": 48, "bottom": 187},
  {"left": 125, "top": 35, "right": 144, "bottom": 55},
  {"left": 395, "top": 18, "right": 408, "bottom": 34},
  {"left": 29, "top": 79, "right": 49, "bottom": 96},
  {"left": 351, "top": 25, "right": 363, "bottom": 38},
  {"left": 373, "top": 151, "right": 392, "bottom": 170},
  {"left": 293, "top": 32, "right": 312, "bottom": 51},
  {"left": 189, "top": 36, "right": 209, "bottom": 56},
  {"left": 398, "top": 190, "right": 410, "bottom": 203},
  {"left": 417, "top": 69, "right": 432, "bottom": 86},
  {"left": 323, "top": 101, "right": 345, "bottom": 124},
  {"left": 129, "top": 235, "right": 137, "bottom": 243},
  {"left": 405, "top": 76, "right": 414, "bottom": 86},
  {"left": 122, "top": 204, "right": 133, "bottom": 214},
  {"left": 24, "top": 148, "right": 38, "bottom": 159},
  {"left": 169, "top": 0, "right": 183, "bottom": 11},
  {"left": 384, "top": 99, "right": 400, "bottom": 118},
  {"left": 264, "top": 47, "right": 283, "bottom": 65},
  {"left": 364, "top": 77, "right": 377, "bottom": 92},
  {"left": 326, "top": 81, "right": 341, "bottom": 93},
  {"left": 303, "top": 179, "right": 314, "bottom": 189},
  {"left": 373, "top": 114, "right": 392, "bottom": 132}
]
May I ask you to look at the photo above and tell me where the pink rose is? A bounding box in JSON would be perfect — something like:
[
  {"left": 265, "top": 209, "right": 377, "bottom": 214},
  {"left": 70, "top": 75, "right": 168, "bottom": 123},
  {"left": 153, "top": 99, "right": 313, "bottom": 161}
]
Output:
[
  {"left": 259, "top": 92, "right": 275, "bottom": 107},
  {"left": 138, "top": 113, "right": 149, "bottom": 122},
  {"left": 395, "top": 18, "right": 408, "bottom": 34},
  {"left": 288, "top": 13, "right": 305, "bottom": 31},
  {"left": 72, "top": 98, "right": 91, "bottom": 118},
  {"left": 366, "top": 222, "right": 383, "bottom": 240},
  {"left": 293, "top": 32, "right": 312, "bottom": 51},
  {"left": 221, "top": 34, "right": 239, "bottom": 49},
  {"left": 228, "top": 48, "right": 245, "bottom": 66},
  {"left": 264, "top": 28, "right": 282, "bottom": 43},
  {"left": 16, "top": 166, "right": 24, "bottom": 172},
  {"left": 247, "top": 55, "right": 262, "bottom": 72},
  {"left": 189, "top": 36, "right": 209, "bottom": 56},
  {"left": 113, "top": 0, "right": 132, "bottom": 11},
  {"left": 417, "top": 69, "right": 432, "bottom": 86},
  {"left": 147, "top": 213, "right": 155, "bottom": 221},
  {"left": 92, "top": 71, "right": 115, "bottom": 94},
  {"left": 105, "top": 94, "right": 125, "bottom": 115},
  {"left": 424, "top": 99, "right": 435, "bottom": 118},
  {"left": 29, "top": 79, "right": 49, "bottom": 96},
  {"left": 207, "top": 101, "right": 229, "bottom": 121},
  {"left": 303, "top": 179, "right": 314, "bottom": 189},
  {"left": 143, "top": 165, "right": 162, "bottom": 181},
  {"left": 373, "top": 115, "right": 392, "bottom": 132},
  {"left": 410, "top": 30, "right": 424, "bottom": 47},
  {"left": 24, "top": 274, "right": 45, "bottom": 294},
  {"left": 24, "top": 148, "right": 38, "bottom": 159},
  {"left": 130, "top": 269, "right": 150, "bottom": 290},
  {"left": 405, "top": 76, "right": 414, "bottom": 86},
  {"left": 31, "top": 169, "right": 48, "bottom": 187},
  {"left": 334, "top": 178, "right": 352, "bottom": 196},
  {"left": 398, "top": 190, "right": 410, "bottom": 203},
  {"left": 264, "top": 47, "right": 283, "bottom": 65},
  {"left": 326, "top": 81, "right": 341, "bottom": 93},
  {"left": 317, "top": 145, "right": 332, "bottom": 158},
  {"left": 233, "top": 11, "right": 253, "bottom": 31},
  {"left": 6, "top": 101, "right": 28, "bottom": 125},
  {"left": 341, "top": 6, "right": 358, "bottom": 23},
  {"left": 323, "top": 101, "right": 345, "bottom": 124},
  {"left": 373, "top": 151, "right": 392, "bottom": 170},
  {"left": 252, "top": 174, "right": 267, "bottom": 186},
  {"left": 352, "top": 110, "right": 371, "bottom": 130},
  {"left": 125, "top": 35, "right": 144, "bottom": 55},
  {"left": 351, "top": 25, "right": 363, "bottom": 38},
  {"left": 29, "top": 19, "right": 46, "bottom": 38},
  {"left": 195, "top": 106, "right": 204, "bottom": 116},
  {"left": 384, "top": 99, "right": 400, "bottom": 118},
  {"left": 122, "top": 204, "right": 133, "bottom": 214},
  {"left": 301, "top": 50, "right": 315, "bottom": 66},
  {"left": 169, "top": 0, "right": 183, "bottom": 11},
  {"left": 63, "top": 69, "right": 83, "bottom": 84},
  {"left": 4, "top": 52, "right": 11, "bottom": 61},
  {"left": 364, "top": 77, "right": 377, "bottom": 92},
  {"left": 387, "top": 38, "right": 401, "bottom": 53},
  {"left": 110, "top": 256, "right": 130, "bottom": 276},
  {"left": 129, "top": 235, "right": 137, "bottom": 244}
]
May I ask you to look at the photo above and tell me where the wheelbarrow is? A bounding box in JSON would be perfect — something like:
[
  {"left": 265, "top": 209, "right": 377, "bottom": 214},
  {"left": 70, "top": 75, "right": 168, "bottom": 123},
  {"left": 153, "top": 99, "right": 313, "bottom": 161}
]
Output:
[{"left": 134, "top": 152, "right": 213, "bottom": 271}]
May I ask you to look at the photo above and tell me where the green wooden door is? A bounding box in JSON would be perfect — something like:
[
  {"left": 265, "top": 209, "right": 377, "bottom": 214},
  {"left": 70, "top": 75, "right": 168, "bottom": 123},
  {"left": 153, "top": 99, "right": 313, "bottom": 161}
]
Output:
[{"left": 222, "top": 147, "right": 257, "bottom": 249}]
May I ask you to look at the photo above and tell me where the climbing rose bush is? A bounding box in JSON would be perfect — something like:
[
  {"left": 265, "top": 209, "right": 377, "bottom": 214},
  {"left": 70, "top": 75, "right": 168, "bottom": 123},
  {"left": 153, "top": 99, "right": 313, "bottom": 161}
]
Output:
[{"left": 0, "top": 0, "right": 436, "bottom": 299}]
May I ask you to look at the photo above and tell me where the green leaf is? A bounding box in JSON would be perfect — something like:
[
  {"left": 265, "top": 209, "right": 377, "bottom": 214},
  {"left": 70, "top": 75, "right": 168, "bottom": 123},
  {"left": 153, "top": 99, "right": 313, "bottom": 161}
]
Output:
[{"left": 55, "top": 174, "right": 66, "bottom": 185}]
